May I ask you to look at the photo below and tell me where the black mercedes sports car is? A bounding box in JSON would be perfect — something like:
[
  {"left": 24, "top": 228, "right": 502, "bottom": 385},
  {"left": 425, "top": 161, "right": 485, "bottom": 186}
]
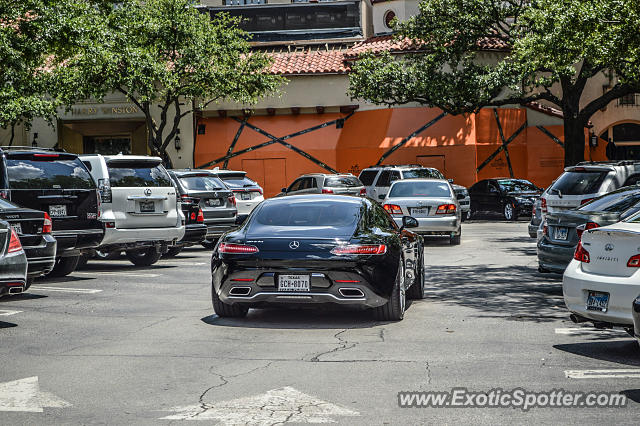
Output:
[{"left": 210, "top": 195, "right": 425, "bottom": 321}]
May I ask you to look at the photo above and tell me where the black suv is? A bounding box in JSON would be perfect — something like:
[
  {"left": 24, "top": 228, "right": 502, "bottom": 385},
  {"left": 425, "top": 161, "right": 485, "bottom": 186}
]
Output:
[{"left": 0, "top": 147, "right": 104, "bottom": 276}]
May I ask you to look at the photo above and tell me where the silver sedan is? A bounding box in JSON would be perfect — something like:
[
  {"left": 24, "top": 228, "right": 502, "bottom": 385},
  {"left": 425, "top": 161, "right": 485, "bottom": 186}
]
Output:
[{"left": 382, "top": 179, "right": 462, "bottom": 245}]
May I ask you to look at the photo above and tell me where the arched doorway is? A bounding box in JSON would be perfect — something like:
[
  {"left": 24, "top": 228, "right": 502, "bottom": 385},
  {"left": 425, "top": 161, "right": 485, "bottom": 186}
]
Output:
[{"left": 600, "top": 122, "right": 640, "bottom": 160}]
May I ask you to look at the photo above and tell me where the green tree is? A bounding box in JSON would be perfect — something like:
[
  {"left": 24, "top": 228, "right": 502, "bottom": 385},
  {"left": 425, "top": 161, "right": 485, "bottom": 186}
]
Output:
[
  {"left": 349, "top": 0, "right": 640, "bottom": 166},
  {"left": 59, "top": 0, "right": 283, "bottom": 166}
]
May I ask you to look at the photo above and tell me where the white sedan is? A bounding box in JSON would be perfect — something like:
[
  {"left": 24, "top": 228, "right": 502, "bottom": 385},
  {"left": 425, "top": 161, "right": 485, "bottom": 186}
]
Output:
[{"left": 563, "top": 214, "right": 640, "bottom": 334}]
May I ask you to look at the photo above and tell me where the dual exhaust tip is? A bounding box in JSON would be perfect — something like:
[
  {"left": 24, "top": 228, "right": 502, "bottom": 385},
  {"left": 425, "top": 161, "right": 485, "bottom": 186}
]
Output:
[{"left": 8, "top": 286, "right": 24, "bottom": 295}]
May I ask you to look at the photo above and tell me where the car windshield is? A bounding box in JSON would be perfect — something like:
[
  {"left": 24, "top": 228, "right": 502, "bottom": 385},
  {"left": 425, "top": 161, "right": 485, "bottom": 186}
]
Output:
[
  {"left": 579, "top": 189, "right": 640, "bottom": 213},
  {"left": 402, "top": 169, "right": 444, "bottom": 179},
  {"left": 550, "top": 171, "right": 608, "bottom": 195},
  {"left": 179, "top": 176, "right": 225, "bottom": 191},
  {"left": 219, "top": 175, "right": 257, "bottom": 188},
  {"left": 252, "top": 200, "right": 361, "bottom": 228},
  {"left": 497, "top": 179, "right": 538, "bottom": 192},
  {"left": 388, "top": 181, "right": 452, "bottom": 198},
  {"left": 324, "top": 176, "right": 361, "bottom": 187},
  {"left": 108, "top": 163, "right": 172, "bottom": 187},
  {"left": 6, "top": 158, "right": 95, "bottom": 189}
]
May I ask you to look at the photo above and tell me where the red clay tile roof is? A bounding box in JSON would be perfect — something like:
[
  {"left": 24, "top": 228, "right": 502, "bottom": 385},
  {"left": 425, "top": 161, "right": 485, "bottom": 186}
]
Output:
[
  {"left": 266, "top": 48, "right": 350, "bottom": 75},
  {"left": 526, "top": 101, "right": 564, "bottom": 118}
]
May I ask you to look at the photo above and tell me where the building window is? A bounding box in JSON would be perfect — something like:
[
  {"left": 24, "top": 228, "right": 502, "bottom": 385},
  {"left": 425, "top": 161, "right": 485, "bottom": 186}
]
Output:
[
  {"left": 384, "top": 10, "right": 396, "bottom": 30},
  {"left": 618, "top": 93, "right": 638, "bottom": 106},
  {"left": 224, "top": 0, "right": 265, "bottom": 5}
]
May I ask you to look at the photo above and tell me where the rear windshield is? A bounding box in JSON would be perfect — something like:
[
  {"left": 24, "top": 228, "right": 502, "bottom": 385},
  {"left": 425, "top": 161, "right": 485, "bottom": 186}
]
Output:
[
  {"left": 402, "top": 169, "right": 444, "bottom": 179},
  {"left": 497, "top": 179, "right": 538, "bottom": 192},
  {"left": 0, "top": 198, "right": 17, "bottom": 209},
  {"left": 324, "top": 176, "right": 361, "bottom": 187},
  {"left": 253, "top": 200, "right": 361, "bottom": 228},
  {"left": 550, "top": 171, "right": 608, "bottom": 195},
  {"left": 218, "top": 175, "right": 257, "bottom": 189},
  {"left": 180, "top": 176, "right": 225, "bottom": 191},
  {"left": 388, "top": 181, "right": 452, "bottom": 198},
  {"left": 579, "top": 189, "right": 640, "bottom": 213},
  {"left": 108, "top": 163, "right": 172, "bottom": 187},
  {"left": 358, "top": 170, "right": 378, "bottom": 186},
  {"left": 6, "top": 158, "right": 95, "bottom": 189}
]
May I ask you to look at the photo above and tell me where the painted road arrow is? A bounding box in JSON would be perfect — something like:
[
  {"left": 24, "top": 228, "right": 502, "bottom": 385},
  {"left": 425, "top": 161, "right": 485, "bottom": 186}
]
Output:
[
  {"left": 0, "top": 377, "right": 70, "bottom": 412},
  {"left": 161, "top": 386, "right": 360, "bottom": 423}
]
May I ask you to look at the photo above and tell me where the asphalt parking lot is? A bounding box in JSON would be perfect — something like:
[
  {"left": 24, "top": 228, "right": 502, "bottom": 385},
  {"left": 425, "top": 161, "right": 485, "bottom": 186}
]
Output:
[{"left": 1, "top": 220, "right": 639, "bottom": 424}]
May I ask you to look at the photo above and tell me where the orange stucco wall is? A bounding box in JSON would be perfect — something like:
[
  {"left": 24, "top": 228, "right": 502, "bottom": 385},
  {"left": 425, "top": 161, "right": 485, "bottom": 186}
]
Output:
[{"left": 194, "top": 107, "right": 607, "bottom": 197}]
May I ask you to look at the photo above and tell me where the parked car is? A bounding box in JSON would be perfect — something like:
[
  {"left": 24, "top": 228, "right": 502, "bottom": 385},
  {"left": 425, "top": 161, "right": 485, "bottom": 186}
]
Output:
[
  {"left": 279, "top": 173, "right": 366, "bottom": 197},
  {"left": 1, "top": 147, "right": 103, "bottom": 276},
  {"left": 165, "top": 193, "right": 207, "bottom": 257},
  {"left": 0, "top": 220, "right": 28, "bottom": 297},
  {"left": 538, "top": 186, "right": 640, "bottom": 273},
  {"left": 542, "top": 161, "right": 640, "bottom": 217},
  {"left": 382, "top": 179, "right": 462, "bottom": 245},
  {"left": 563, "top": 213, "right": 640, "bottom": 334},
  {"left": 210, "top": 195, "right": 424, "bottom": 321},
  {"left": 168, "top": 169, "right": 237, "bottom": 249},
  {"left": 0, "top": 198, "right": 56, "bottom": 287},
  {"left": 79, "top": 155, "right": 185, "bottom": 266},
  {"left": 210, "top": 169, "right": 264, "bottom": 223},
  {"left": 468, "top": 178, "right": 541, "bottom": 221}
]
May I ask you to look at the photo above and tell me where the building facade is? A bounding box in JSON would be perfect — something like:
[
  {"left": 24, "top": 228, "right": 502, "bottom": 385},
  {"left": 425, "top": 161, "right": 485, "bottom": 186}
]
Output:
[{"left": 2, "top": 0, "right": 637, "bottom": 197}]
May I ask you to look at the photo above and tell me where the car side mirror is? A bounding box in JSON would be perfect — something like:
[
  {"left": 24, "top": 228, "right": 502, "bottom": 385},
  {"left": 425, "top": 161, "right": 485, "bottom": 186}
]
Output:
[
  {"left": 402, "top": 216, "right": 419, "bottom": 229},
  {"left": 448, "top": 178, "right": 454, "bottom": 183},
  {"left": 456, "top": 193, "right": 465, "bottom": 200},
  {"left": 281, "top": 187, "right": 287, "bottom": 193},
  {"left": 378, "top": 194, "right": 385, "bottom": 200}
]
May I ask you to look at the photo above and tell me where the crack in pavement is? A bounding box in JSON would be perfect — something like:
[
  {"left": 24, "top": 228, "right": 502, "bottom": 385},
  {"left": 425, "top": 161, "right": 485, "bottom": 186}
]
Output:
[{"left": 307, "top": 328, "right": 357, "bottom": 362}]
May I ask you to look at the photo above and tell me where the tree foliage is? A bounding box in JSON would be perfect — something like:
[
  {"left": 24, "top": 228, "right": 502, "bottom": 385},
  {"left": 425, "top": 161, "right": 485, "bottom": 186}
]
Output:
[
  {"left": 57, "top": 0, "right": 283, "bottom": 165},
  {"left": 349, "top": 0, "right": 640, "bottom": 166}
]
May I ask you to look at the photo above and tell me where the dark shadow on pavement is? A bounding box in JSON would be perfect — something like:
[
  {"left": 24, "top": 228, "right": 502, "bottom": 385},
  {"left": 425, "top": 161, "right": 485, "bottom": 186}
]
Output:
[
  {"left": 0, "top": 293, "right": 47, "bottom": 302},
  {"left": 0, "top": 321, "right": 17, "bottom": 329},
  {"left": 423, "top": 265, "right": 565, "bottom": 322},
  {"left": 76, "top": 263, "right": 176, "bottom": 273},
  {"left": 554, "top": 340, "right": 640, "bottom": 366}
]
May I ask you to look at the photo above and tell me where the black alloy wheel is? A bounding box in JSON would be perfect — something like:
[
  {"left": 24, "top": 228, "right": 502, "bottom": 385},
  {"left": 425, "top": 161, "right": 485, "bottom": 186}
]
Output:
[{"left": 373, "top": 261, "right": 406, "bottom": 321}]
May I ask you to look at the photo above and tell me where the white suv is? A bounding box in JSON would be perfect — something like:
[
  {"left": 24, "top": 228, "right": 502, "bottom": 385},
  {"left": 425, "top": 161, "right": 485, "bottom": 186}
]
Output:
[
  {"left": 210, "top": 169, "right": 264, "bottom": 221},
  {"left": 542, "top": 161, "right": 640, "bottom": 217},
  {"left": 79, "top": 155, "right": 185, "bottom": 266}
]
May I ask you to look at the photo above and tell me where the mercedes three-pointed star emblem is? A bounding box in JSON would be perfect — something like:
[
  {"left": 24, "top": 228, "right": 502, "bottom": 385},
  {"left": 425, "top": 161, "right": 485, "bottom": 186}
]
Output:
[{"left": 289, "top": 241, "right": 300, "bottom": 249}]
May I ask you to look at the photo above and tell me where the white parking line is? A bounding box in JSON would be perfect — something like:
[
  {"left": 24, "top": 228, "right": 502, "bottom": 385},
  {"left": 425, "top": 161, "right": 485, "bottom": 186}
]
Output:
[
  {"left": 555, "top": 327, "right": 628, "bottom": 335},
  {"left": 73, "top": 271, "right": 161, "bottom": 278},
  {"left": 565, "top": 369, "right": 640, "bottom": 379},
  {"left": 0, "top": 310, "right": 22, "bottom": 316},
  {"left": 32, "top": 286, "right": 102, "bottom": 294},
  {"left": 160, "top": 262, "right": 206, "bottom": 266}
]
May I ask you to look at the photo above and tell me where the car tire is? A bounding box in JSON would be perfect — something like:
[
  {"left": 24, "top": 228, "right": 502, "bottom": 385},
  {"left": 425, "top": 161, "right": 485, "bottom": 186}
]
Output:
[
  {"left": 48, "top": 255, "right": 80, "bottom": 277},
  {"left": 76, "top": 254, "right": 90, "bottom": 269},
  {"left": 201, "top": 239, "right": 217, "bottom": 250},
  {"left": 125, "top": 248, "right": 162, "bottom": 266},
  {"left": 212, "top": 286, "right": 248, "bottom": 318},
  {"left": 407, "top": 250, "right": 425, "bottom": 300},
  {"left": 164, "top": 247, "right": 183, "bottom": 257},
  {"left": 25, "top": 277, "right": 34, "bottom": 291},
  {"left": 450, "top": 231, "right": 461, "bottom": 245},
  {"left": 503, "top": 203, "right": 517, "bottom": 221},
  {"left": 373, "top": 262, "right": 405, "bottom": 321}
]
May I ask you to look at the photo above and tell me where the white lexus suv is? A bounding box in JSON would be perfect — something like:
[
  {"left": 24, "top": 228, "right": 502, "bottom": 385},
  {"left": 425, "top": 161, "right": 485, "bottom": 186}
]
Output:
[{"left": 79, "top": 154, "right": 185, "bottom": 266}]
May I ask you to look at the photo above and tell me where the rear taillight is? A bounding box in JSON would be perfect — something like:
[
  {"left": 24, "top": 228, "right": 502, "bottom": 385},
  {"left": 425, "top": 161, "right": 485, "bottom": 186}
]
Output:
[
  {"left": 331, "top": 244, "right": 387, "bottom": 255},
  {"left": 359, "top": 188, "right": 367, "bottom": 196},
  {"left": 256, "top": 188, "right": 263, "bottom": 195},
  {"left": 574, "top": 241, "right": 590, "bottom": 263},
  {"left": 7, "top": 228, "right": 22, "bottom": 253},
  {"left": 181, "top": 194, "right": 198, "bottom": 204},
  {"left": 322, "top": 189, "right": 334, "bottom": 194},
  {"left": 532, "top": 203, "right": 536, "bottom": 216},
  {"left": 190, "top": 212, "right": 196, "bottom": 220},
  {"left": 576, "top": 222, "right": 599, "bottom": 239},
  {"left": 383, "top": 204, "right": 403, "bottom": 215},
  {"left": 228, "top": 196, "right": 236, "bottom": 206},
  {"left": 436, "top": 204, "right": 456, "bottom": 214},
  {"left": 541, "top": 197, "right": 547, "bottom": 214},
  {"left": 218, "top": 242, "right": 258, "bottom": 254},
  {"left": 543, "top": 220, "right": 548, "bottom": 236},
  {"left": 628, "top": 255, "right": 640, "bottom": 267},
  {"left": 197, "top": 208, "right": 204, "bottom": 223},
  {"left": 580, "top": 198, "right": 594, "bottom": 205},
  {"left": 0, "top": 189, "right": 8, "bottom": 199},
  {"left": 42, "top": 212, "right": 52, "bottom": 234},
  {"left": 105, "top": 221, "right": 115, "bottom": 228}
]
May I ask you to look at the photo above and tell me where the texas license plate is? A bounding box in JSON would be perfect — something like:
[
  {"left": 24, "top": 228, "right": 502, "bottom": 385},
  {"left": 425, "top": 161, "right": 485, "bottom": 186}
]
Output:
[
  {"left": 49, "top": 204, "right": 67, "bottom": 217},
  {"left": 241, "top": 192, "right": 251, "bottom": 200},
  {"left": 411, "top": 208, "right": 429, "bottom": 217},
  {"left": 139, "top": 201, "right": 155, "bottom": 212},
  {"left": 278, "top": 274, "right": 310, "bottom": 292},
  {"left": 11, "top": 223, "right": 22, "bottom": 235},
  {"left": 554, "top": 226, "right": 568, "bottom": 240},
  {"left": 587, "top": 291, "right": 609, "bottom": 312},
  {"left": 208, "top": 198, "right": 222, "bottom": 207}
]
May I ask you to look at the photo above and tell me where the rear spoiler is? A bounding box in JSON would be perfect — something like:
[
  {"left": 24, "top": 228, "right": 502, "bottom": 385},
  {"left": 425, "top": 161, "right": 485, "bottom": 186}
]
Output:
[
  {"left": 6, "top": 152, "right": 78, "bottom": 161},
  {"left": 564, "top": 165, "right": 614, "bottom": 172},
  {"left": 106, "top": 158, "right": 163, "bottom": 167}
]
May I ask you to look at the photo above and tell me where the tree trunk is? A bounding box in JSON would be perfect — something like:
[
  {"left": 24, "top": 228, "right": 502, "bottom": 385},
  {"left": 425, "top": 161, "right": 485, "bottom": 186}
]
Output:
[{"left": 563, "top": 117, "right": 586, "bottom": 167}]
